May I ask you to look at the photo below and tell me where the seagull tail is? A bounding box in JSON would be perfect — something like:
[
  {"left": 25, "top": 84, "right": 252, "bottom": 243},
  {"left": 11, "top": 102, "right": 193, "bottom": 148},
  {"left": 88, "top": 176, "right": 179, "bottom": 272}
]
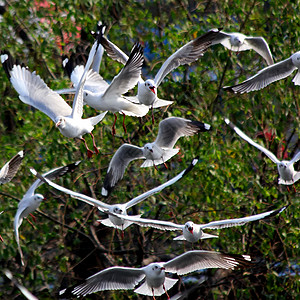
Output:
[{"left": 89, "top": 111, "right": 108, "bottom": 126}]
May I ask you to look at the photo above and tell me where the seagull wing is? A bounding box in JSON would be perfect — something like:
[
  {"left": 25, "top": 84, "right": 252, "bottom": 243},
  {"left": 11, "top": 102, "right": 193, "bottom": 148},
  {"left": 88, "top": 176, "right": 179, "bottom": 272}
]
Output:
[
  {"left": 107, "top": 213, "right": 183, "bottom": 231},
  {"left": 102, "top": 144, "right": 144, "bottom": 196},
  {"left": 25, "top": 161, "right": 81, "bottom": 198},
  {"left": 29, "top": 169, "right": 110, "bottom": 211},
  {"left": 100, "top": 35, "right": 129, "bottom": 65},
  {"left": 225, "top": 118, "right": 280, "bottom": 164},
  {"left": 200, "top": 206, "right": 287, "bottom": 230},
  {"left": 164, "top": 250, "right": 252, "bottom": 275},
  {"left": 71, "top": 40, "right": 100, "bottom": 119},
  {"left": 154, "top": 29, "right": 219, "bottom": 87},
  {"left": 223, "top": 56, "right": 296, "bottom": 93},
  {"left": 70, "top": 266, "right": 145, "bottom": 297},
  {"left": 245, "top": 37, "right": 274, "bottom": 65},
  {"left": 125, "top": 157, "right": 198, "bottom": 209},
  {"left": 288, "top": 151, "right": 300, "bottom": 166},
  {"left": 0, "top": 150, "right": 25, "bottom": 184},
  {"left": 154, "top": 117, "right": 210, "bottom": 148},
  {"left": 102, "top": 43, "right": 143, "bottom": 101}
]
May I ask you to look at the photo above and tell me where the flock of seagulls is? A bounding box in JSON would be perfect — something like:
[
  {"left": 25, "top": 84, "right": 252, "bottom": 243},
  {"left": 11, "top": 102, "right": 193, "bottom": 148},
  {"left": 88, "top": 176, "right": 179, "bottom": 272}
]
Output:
[{"left": 0, "top": 20, "right": 297, "bottom": 299}]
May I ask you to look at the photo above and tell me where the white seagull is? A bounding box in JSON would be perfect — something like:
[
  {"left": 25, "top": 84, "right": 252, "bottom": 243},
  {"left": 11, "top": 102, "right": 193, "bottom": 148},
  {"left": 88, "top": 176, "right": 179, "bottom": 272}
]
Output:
[
  {"left": 211, "top": 30, "right": 274, "bottom": 65},
  {"left": 59, "top": 250, "right": 251, "bottom": 299},
  {"left": 58, "top": 33, "right": 149, "bottom": 134},
  {"left": 108, "top": 205, "right": 287, "bottom": 243},
  {"left": 1, "top": 38, "right": 107, "bottom": 158},
  {"left": 99, "top": 28, "right": 220, "bottom": 111},
  {"left": 0, "top": 150, "right": 25, "bottom": 184},
  {"left": 30, "top": 158, "right": 198, "bottom": 234},
  {"left": 102, "top": 117, "right": 211, "bottom": 196},
  {"left": 225, "top": 118, "right": 300, "bottom": 186},
  {"left": 14, "top": 161, "right": 80, "bottom": 266},
  {"left": 223, "top": 51, "right": 300, "bottom": 93}
]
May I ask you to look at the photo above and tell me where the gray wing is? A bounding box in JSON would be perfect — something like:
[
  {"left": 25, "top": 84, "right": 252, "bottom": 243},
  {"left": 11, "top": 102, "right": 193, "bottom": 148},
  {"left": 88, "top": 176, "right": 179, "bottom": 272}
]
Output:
[
  {"left": 108, "top": 213, "right": 183, "bottom": 231},
  {"left": 224, "top": 56, "right": 296, "bottom": 93},
  {"left": 102, "top": 43, "right": 143, "bottom": 100},
  {"left": 164, "top": 250, "right": 252, "bottom": 275},
  {"left": 154, "top": 29, "right": 219, "bottom": 87},
  {"left": 0, "top": 150, "right": 24, "bottom": 184},
  {"left": 200, "top": 206, "right": 287, "bottom": 230},
  {"left": 29, "top": 168, "right": 110, "bottom": 211},
  {"left": 125, "top": 157, "right": 198, "bottom": 209},
  {"left": 225, "top": 118, "right": 280, "bottom": 164},
  {"left": 245, "top": 37, "right": 274, "bottom": 65},
  {"left": 288, "top": 151, "right": 300, "bottom": 166},
  {"left": 70, "top": 267, "right": 145, "bottom": 297},
  {"left": 25, "top": 161, "right": 80, "bottom": 198},
  {"left": 154, "top": 117, "right": 210, "bottom": 148},
  {"left": 100, "top": 35, "right": 129, "bottom": 65},
  {"left": 4, "top": 270, "right": 38, "bottom": 300},
  {"left": 102, "top": 144, "right": 144, "bottom": 196},
  {"left": 210, "top": 30, "right": 232, "bottom": 47}
]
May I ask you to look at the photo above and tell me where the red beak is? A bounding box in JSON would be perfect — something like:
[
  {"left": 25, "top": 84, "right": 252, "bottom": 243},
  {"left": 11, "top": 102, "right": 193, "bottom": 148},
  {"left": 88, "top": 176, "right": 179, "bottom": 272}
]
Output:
[
  {"left": 189, "top": 228, "right": 193, "bottom": 234},
  {"left": 161, "top": 267, "right": 165, "bottom": 270},
  {"left": 150, "top": 86, "right": 156, "bottom": 94}
]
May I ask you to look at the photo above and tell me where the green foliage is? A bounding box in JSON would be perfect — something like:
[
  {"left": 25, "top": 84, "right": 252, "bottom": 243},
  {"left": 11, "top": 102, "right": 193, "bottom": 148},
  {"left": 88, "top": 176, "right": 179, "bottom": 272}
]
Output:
[{"left": 0, "top": 0, "right": 299, "bottom": 299}]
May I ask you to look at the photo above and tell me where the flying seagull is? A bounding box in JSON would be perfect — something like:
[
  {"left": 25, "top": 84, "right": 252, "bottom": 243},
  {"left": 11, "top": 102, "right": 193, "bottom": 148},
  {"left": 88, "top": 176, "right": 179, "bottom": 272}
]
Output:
[
  {"left": 59, "top": 250, "right": 251, "bottom": 299},
  {"left": 99, "top": 27, "right": 220, "bottom": 111},
  {"left": 0, "top": 150, "right": 25, "bottom": 184},
  {"left": 102, "top": 117, "right": 211, "bottom": 196},
  {"left": 211, "top": 30, "right": 274, "bottom": 65},
  {"left": 14, "top": 161, "right": 80, "bottom": 266},
  {"left": 1, "top": 37, "right": 107, "bottom": 158},
  {"left": 107, "top": 205, "right": 287, "bottom": 243},
  {"left": 223, "top": 51, "right": 300, "bottom": 93},
  {"left": 225, "top": 118, "right": 300, "bottom": 186},
  {"left": 57, "top": 27, "right": 149, "bottom": 134},
  {"left": 30, "top": 158, "right": 198, "bottom": 234}
]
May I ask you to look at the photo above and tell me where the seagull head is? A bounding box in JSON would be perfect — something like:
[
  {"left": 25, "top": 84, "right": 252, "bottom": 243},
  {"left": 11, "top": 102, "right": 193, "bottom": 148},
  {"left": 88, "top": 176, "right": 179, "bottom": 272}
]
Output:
[
  {"left": 185, "top": 221, "right": 194, "bottom": 234},
  {"left": 230, "top": 33, "right": 244, "bottom": 47},
  {"left": 145, "top": 79, "right": 156, "bottom": 95},
  {"left": 144, "top": 143, "right": 153, "bottom": 153},
  {"left": 34, "top": 194, "right": 44, "bottom": 203},
  {"left": 148, "top": 263, "right": 165, "bottom": 276},
  {"left": 55, "top": 116, "right": 66, "bottom": 129}
]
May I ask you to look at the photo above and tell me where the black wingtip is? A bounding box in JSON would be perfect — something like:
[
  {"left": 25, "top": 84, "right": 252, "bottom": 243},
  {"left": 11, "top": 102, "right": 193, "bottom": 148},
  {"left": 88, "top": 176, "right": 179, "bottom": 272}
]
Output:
[
  {"left": 190, "top": 121, "right": 212, "bottom": 132},
  {"left": 223, "top": 85, "right": 235, "bottom": 93},
  {"left": 182, "top": 157, "right": 199, "bottom": 177},
  {"left": 102, "top": 170, "right": 114, "bottom": 197}
]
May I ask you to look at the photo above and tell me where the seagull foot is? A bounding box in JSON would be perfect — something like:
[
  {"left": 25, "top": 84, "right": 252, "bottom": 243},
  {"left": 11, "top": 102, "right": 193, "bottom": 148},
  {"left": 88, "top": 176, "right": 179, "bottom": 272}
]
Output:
[
  {"left": 163, "top": 284, "right": 170, "bottom": 299},
  {"left": 87, "top": 150, "right": 94, "bottom": 159}
]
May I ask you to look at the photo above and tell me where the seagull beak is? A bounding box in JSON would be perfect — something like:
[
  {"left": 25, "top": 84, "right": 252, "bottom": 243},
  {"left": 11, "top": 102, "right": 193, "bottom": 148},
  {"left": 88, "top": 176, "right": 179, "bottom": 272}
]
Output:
[
  {"left": 161, "top": 267, "right": 165, "bottom": 270},
  {"left": 150, "top": 86, "right": 156, "bottom": 94},
  {"left": 189, "top": 227, "right": 193, "bottom": 234},
  {"left": 55, "top": 121, "right": 61, "bottom": 127},
  {"left": 149, "top": 149, "right": 153, "bottom": 153}
]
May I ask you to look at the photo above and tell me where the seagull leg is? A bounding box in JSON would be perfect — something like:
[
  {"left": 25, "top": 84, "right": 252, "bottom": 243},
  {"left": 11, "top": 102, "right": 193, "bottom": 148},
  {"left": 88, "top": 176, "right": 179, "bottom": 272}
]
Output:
[
  {"left": 112, "top": 113, "right": 117, "bottom": 135},
  {"left": 0, "top": 235, "right": 4, "bottom": 242},
  {"left": 90, "top": 132, "right": 99, "bottom": 155},
  {"left": 152, "top": 288, "right": 156, "bottom": 300},
  {"left": 26, "top": 217, "right": 35, "bottom": 229},
  {"left": 121, "top": 112, "right": 127, "bottom": 133},
  {"left": 293, "top": 184, "right": 296, "bottom": 193},
  {"left": 163, "top": 284, "right": 170, "bottom": 299},
  {"left": 154, "top": 163, "right": 158, "bottom": 171},
  {"left": 80, "top": 138, "right": 94, "bottom": 158},
  {"left": 29, "top": 213, "right": 36, "bottom": 223},
  {"left": 151, "top": 105, "right": 154, "bottom": 124}
]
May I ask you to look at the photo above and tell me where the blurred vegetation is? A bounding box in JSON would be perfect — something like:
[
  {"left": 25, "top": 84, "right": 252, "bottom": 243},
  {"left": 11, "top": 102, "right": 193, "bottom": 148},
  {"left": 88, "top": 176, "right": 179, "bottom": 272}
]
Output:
[{"left": 0, "top": 0, "right": 299, "bottom": 299}]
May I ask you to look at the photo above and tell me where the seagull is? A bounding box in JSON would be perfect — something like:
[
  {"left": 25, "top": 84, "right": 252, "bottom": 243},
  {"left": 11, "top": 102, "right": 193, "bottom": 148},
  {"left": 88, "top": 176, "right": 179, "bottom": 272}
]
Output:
[
  {"left": 30, "top": 158, "right": 198, "bottom": 234},
  {"left": 211, "top": 30, "right": 274, "bottom": 65},
  {"left": 99, "top": 28, "right": 220, "bottom": 112},
  {"left": 225, "top": 118, "right": 300, "bottom": 187},
  {"left": 102, "top": 117, "right": 211, "bottom": 196},
  {"left": 1, "top": 37, "right": 107, "bottom": 158},
  {"left": 14, "top": 161, "right": 80, "bottom": 266},
  {"left": 59, "top": 250, "right": 251, "bottom": 299},
  {"left": 57, "top": 32, "right": 149, "bottom": 134},
  {"left": 0, "top": 150, "right": 25, "bottom": 184},
  {"left": 223, "top": 51, "right": 300, "bottom": 93},
  {"left": 107, "top": 205, "right": 287, "bottom": 243}
]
